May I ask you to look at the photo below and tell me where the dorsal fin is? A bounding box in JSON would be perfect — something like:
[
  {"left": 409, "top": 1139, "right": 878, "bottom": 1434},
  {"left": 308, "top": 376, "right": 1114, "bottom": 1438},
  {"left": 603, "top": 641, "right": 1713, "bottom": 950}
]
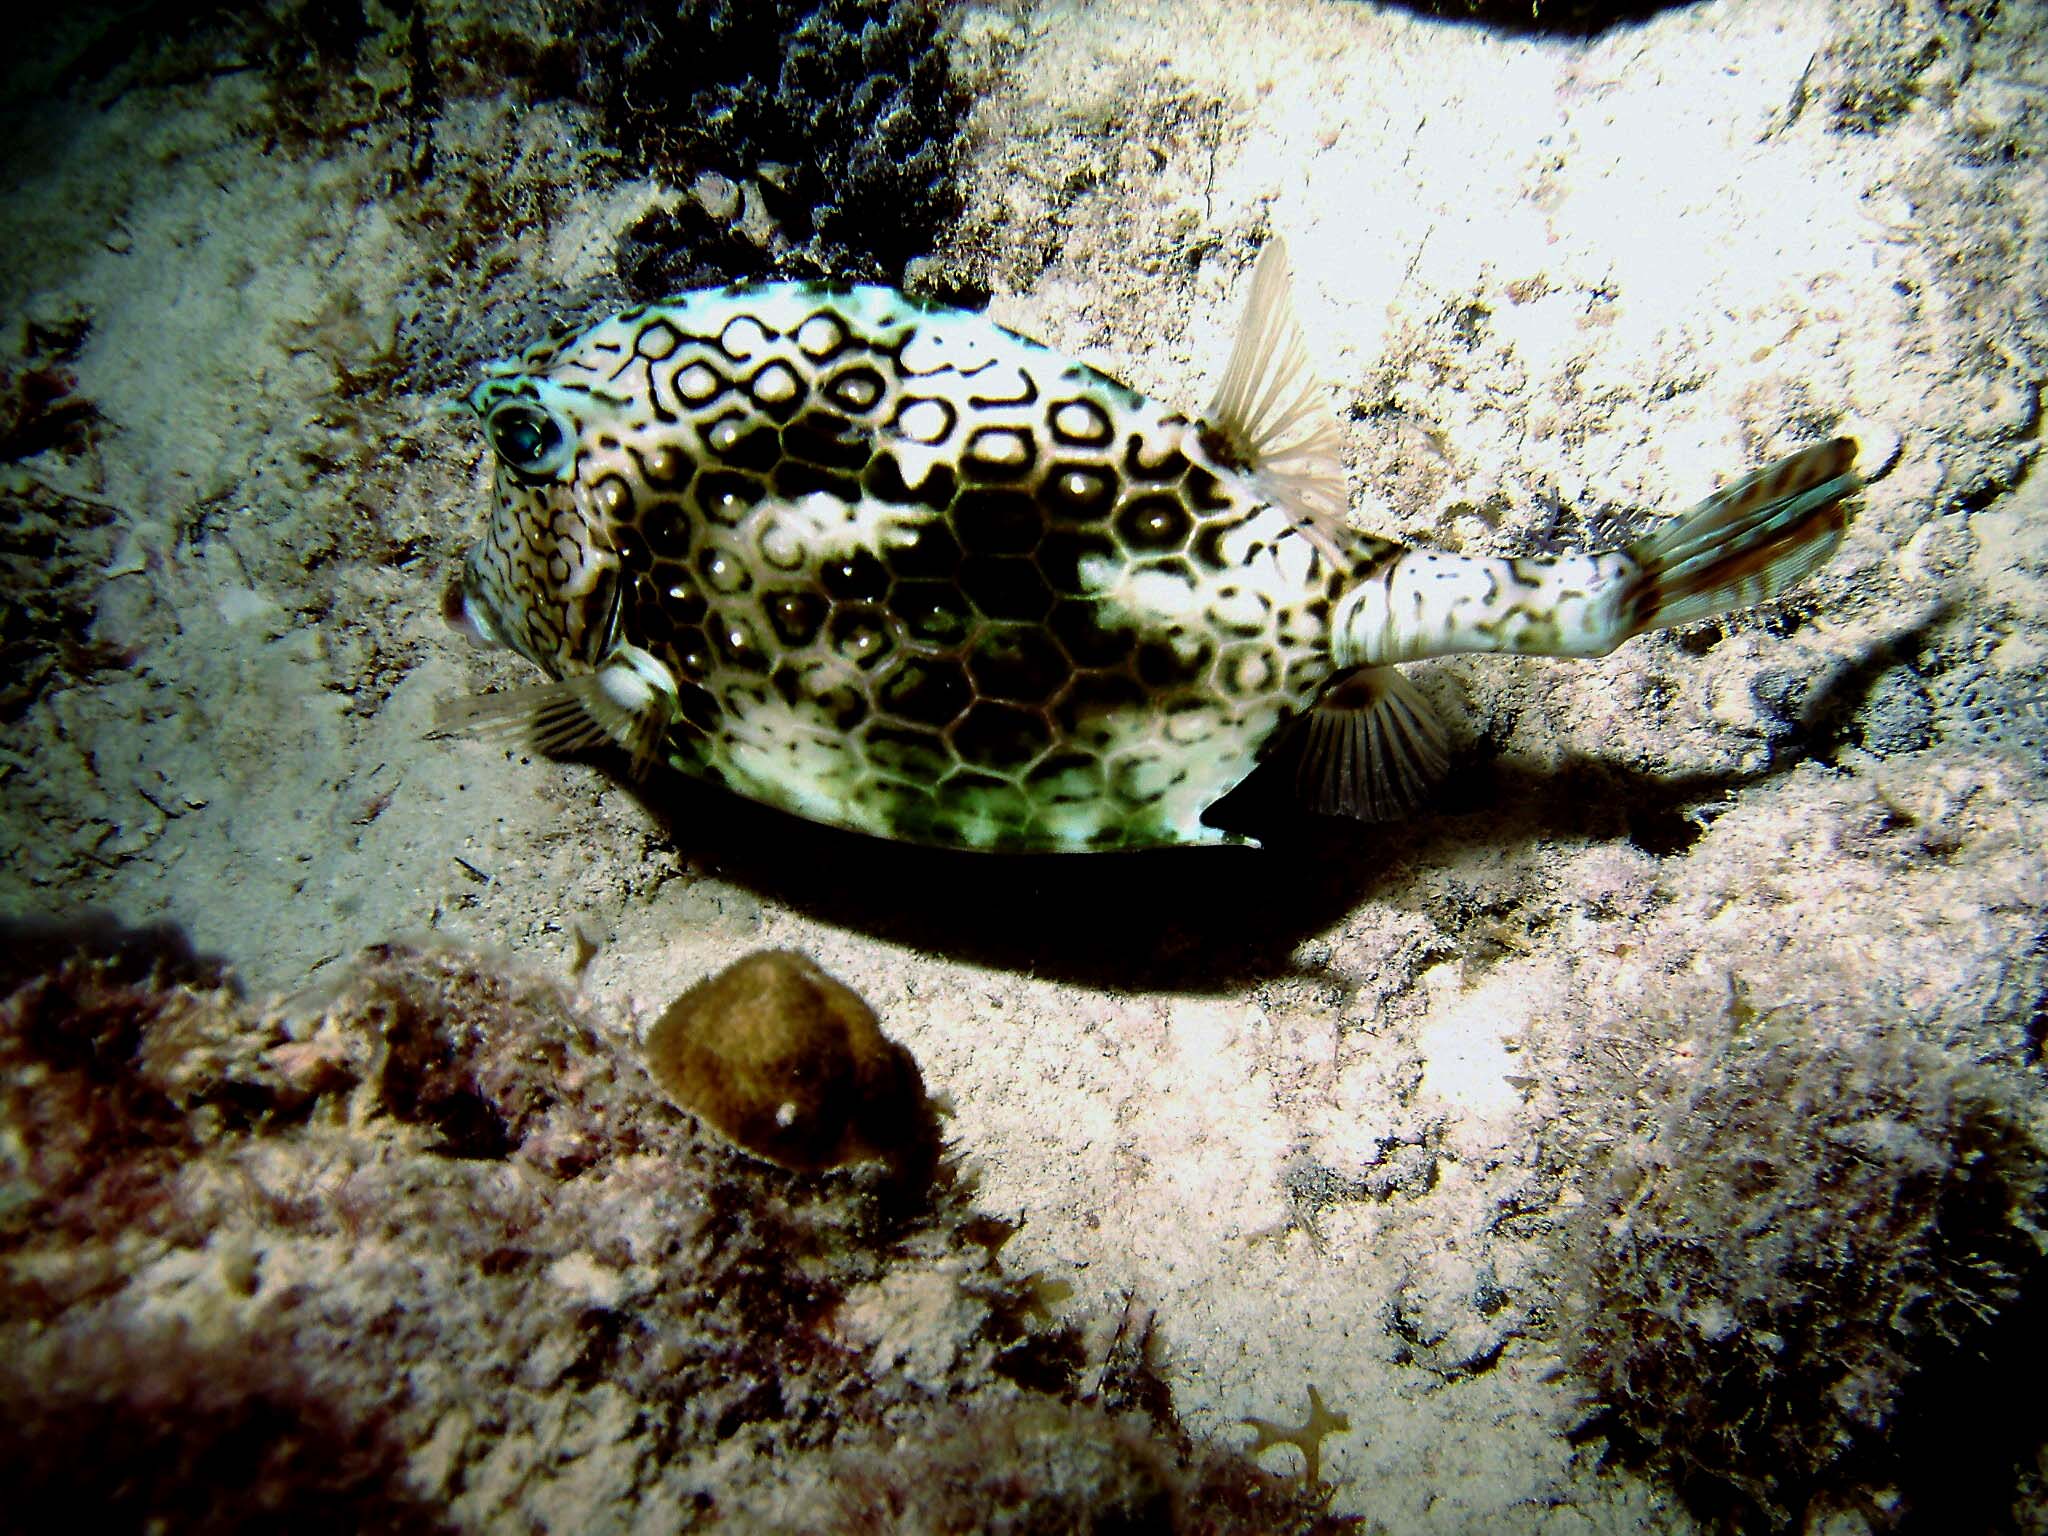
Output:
[{"left": 1203, "top": 240, "right": 1355, "bottom": 562}]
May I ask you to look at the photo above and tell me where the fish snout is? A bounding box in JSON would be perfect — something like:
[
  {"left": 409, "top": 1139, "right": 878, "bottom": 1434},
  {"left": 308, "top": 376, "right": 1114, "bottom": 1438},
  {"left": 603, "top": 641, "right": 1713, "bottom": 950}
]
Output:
[{"left": 442, "top": 567, "right": 503, "bottom": 650}]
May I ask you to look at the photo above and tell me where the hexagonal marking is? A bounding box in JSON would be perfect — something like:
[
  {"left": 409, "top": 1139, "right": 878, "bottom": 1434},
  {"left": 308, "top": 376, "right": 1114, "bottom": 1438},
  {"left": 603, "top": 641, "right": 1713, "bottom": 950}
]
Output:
[
  {"left": 878, "top": 656, "right": 972, "bottom": 729},
  {"left": 1110, "top": 750, "right": 1185, "bottom": 807},
  {"left": 935, "top": 769, "right": 1033, "bottom": 830},
  {"left": 1162, "top": 698, "right": 1223, "bottom": 746},
  {"left": 895, "top": 397, "right": 956, "bottom": 444},
  {"left": 864, "top": 721, "right": 952, "bottom": 780},
  {"left": 950, "top": 700, "right": 1054, "bottom": 772},
  {"left": 714, "top": 611, "right": 771, "bottom": 671},
  {"left": 953, "top": 489, "right": 1043, "bottom": 555},
  {"left": 1135, "top": 633, "right": 1213, "bottom": 690},
  {"left": 828, "top": 605, "right": 895, "bottom": 668},
  {"left": 691, "top": 470, "right": 760, "bottom": 530},
  {"left": 747, "top": 361, "right": 805, "bottom": 422},
  {"left": 1049, "top": 397, "right": 1114, "bottom": 447},
  {"left": 1055, "top": 671, "right": 1147, "bottom": 742},
  {"left": 697, "top": 544, "right": 750, "bottom": 595},
  {"left": 1024, "top": 751, "right": 1106, "bottom": 805},
  {"left": 592, "top": 473, "right": 636, "bottom": 522},
  {"left": 822, "top": 548, "right": 890, "bottom": 602},
  {"left": 1047, "top": 463, "right": 1118, "bottom": 523},
  {"left": 611, "top": 522, "right": 651, "bottom": 571},
  {"left": 1036, "top": 528, "right": 1118, "bottom": 597},
  {"left": 1047, "top": 600, "right": 1133, "bottom": 668},
  {"left": 963, "top": 426, "right": 1036, "bottom": 481},
  {"left": 1114, "top": 494, "right": 1193, "bottom": 553},
  {"left": 960, "top": 556, "right": 1053, "bottom": 622},
  {"left": 629, "top": 441, "right": 692, "bottom": 490},
  {"left": 1218, "top": 642, "right": 1277, "bottom": 696},
  {"left": 773, "top": 460, "right": 860, "bottom": 503},
  {"left": 763, "top": 589, "right": 826, "bottom": 647},
  {"left": 673, "top": 361, "right": 726, "bottom": 405},
  {"left": 718, "top": 313, "right": 775, "bottom": 361},
  {"left": 669, "top": 625, "right": 712, "bottom": 679},
  {"left": 783, "top": 410, "right": 871, "bottom": 471},
  {"left": 635, "top": 318, "right": 683, "bottom": 360},
  {"left": 895, "top": 580, "right": 973, "bottom": 645},
  {"left": 754, "top": 513, "right": 808, "bottom": 572},
  {"left": 881, "top": 517, "right": 961, "bottom": 579},
  {"left": 864, "top": 450, "right": 956, "bottom": 512},
  {"left": 823, "top": 364, "right": 886, "bottom": 413},
  {"left": 968, "top": 625, "right": 1071, "bottom": 705},
  {"left": 796, "top": 311, "right": 850, "bottom": 360}
]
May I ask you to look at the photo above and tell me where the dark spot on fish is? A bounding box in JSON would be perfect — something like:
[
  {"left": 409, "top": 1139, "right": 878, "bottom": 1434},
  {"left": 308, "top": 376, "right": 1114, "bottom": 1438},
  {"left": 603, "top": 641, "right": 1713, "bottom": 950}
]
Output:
[
  {"left": 935, "top": 769, "right": 1033, "bottom": 826},
  {"left": 863, "top": 450, "right": 956, "bottom": 512},
  {"left": 821, "top": 548, "right": 890, "bottom": 602},
  {"left": 1045, "top": 462, "right": 1118, "bottom": 523},
  {"left": 1025, "top": 751, "right": 1105, "bottom": 804},
  {"left": 1115, "top": 495, "right": 1192, "bottom": 552},
  {"left": 878, "top": 657, "right": 971, "bottom": 729},
  {"left": 882, "top": 519, "right": 961, "bottom": 579},
  {"left": 822, "top": 365, "right": 886, "bottom": 414},
  {"left": 828, "top": 604, "right": 895, "bottom": 668},
  {"left": 783, "top": 410, "right": 872, "bottom": 471},
  {"left": 763, "top": 588, "right": 826, "bottom": 647},
  {"left": 864, "top": 721, "right": 951, "bottom": 781},
  {"left": 693, "top": 470, "right": 762, "bottom": 529},
  {"left": 962, "top": 425, "right": 1036, "bottom": 482},
  {"left": 1055, "top": 670, "right": 1147, "bottom": 740},
  {"left": 895, "top": 580, "right": 972, "bottom": 645},
  {"left": 1124, "top": 434, "right": 1190, "bottom": 484},
  {"left": 1036, "top": 527, "right": 1117, "bottom": 596},
  {"left": 772, "top": 460, "right": 861, "bottom": 502},
  {"left": 959, "top": 555, "right": 1053, "bottom": 622},
  {"left": 950, "top": 701, "right": 1053, "bottom": 771},
  {"left": 953, "top": 489, "right": 1043, "bottom": 555},
  {"left": 1048, "top": 397, "right": 1115, "bottom": 448},
  {"left": 1047, "top": 599, "right": 1132, "bottom": 669},
  {"left": 968, "top": 625, "right": 1069, "bottom": 704}
]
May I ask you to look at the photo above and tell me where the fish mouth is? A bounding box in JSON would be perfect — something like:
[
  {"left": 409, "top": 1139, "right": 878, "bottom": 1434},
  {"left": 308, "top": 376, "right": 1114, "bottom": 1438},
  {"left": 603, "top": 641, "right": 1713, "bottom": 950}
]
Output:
[{"left": 442, "top": 568, "right": 503, "bottom": 650}]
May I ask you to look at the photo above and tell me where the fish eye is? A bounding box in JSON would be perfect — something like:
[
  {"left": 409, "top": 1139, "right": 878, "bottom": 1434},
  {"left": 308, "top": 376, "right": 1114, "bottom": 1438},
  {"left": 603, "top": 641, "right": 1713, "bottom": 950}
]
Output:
[{"left": 486, "top": 399, "right": 571, "bottom": 480}]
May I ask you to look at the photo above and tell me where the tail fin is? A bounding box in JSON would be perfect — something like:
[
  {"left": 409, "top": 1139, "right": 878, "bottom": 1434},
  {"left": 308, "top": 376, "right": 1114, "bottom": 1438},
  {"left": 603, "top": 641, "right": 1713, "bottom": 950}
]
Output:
[{"left": 1621, "top": 437, "right": 1859, "bottom": 638}]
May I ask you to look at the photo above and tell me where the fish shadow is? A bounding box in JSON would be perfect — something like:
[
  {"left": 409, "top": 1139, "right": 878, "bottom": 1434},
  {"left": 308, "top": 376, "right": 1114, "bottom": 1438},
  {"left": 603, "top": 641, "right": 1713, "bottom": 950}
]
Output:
[
  {"left": 615, "top": 748, "right": 1767, "bottom": 996},
  {"left": 607, "top": 611, "right": 1928, "bottom": 992}
]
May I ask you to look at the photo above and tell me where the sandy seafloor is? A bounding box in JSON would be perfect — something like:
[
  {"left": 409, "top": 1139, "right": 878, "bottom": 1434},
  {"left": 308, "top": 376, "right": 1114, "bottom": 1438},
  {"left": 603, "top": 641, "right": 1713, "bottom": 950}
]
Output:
[{"left": 4, "top": 0, "right": 2047, "bottom": 1530}]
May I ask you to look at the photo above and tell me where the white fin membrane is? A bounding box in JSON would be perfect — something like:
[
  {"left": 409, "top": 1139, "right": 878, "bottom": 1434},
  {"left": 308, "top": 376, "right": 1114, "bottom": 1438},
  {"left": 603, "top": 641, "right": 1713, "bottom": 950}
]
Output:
[
  {"left": 1292, "top": 665, "right": 1451, "bottom": 822},
  {"left": 1203, "top": 240, "right": 1356, "bottom": 565},
  {"left": 434, "top": 649, "right": 678, "bottom": 778}
]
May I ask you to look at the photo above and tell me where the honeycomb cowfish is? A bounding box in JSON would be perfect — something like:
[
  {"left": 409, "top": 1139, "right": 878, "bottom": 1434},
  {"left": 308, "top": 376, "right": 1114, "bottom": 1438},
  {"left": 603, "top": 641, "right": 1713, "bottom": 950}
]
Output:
[{"left": 441, "top": 243, "right": 1858, "bottom": 852}]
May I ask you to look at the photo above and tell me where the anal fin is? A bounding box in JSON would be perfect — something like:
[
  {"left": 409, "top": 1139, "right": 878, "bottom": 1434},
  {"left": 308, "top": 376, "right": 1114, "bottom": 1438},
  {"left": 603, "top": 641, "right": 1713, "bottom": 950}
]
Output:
[{"left": 1292, "top": 666, "right": 1450, "bottom": 822}]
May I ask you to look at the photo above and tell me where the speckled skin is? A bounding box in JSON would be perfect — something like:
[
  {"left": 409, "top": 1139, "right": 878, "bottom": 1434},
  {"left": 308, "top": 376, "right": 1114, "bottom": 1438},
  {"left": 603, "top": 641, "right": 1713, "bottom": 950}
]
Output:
[
  {"left": 459, "top": 282, "right": 1400, "bottom": 850},
  {"left": 454, "top": 281, "right": 1853, "bottom": 851}
]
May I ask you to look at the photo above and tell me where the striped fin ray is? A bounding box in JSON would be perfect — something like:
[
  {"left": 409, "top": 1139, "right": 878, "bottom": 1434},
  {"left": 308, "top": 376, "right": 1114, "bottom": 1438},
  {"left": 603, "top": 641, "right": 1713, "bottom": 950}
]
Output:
[
  {"left": 434, "top": 646, "right": 680, "bottom": 776},
  {"left": 1203, "top": 240, "right": 1355, "bottom": 564},
  {"left": 1623, "top": 437, "right": 1859, "bottom": 636},
  {"left": 1292, "top": 666, "right": 1451, "bottom": 822}
]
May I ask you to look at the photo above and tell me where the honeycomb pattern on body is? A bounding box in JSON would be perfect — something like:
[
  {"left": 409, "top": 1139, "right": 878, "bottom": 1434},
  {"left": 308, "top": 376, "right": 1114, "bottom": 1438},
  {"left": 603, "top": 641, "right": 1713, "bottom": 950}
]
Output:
[{"left": 465, "top": 284, "right": 1391, "bottom": 850}]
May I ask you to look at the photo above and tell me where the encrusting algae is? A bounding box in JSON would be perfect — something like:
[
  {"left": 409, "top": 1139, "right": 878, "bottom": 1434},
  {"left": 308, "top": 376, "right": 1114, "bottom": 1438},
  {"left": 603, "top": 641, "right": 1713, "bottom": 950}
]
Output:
[{"left": 439, "top": 241, "right": 1859, "bottom": 849}]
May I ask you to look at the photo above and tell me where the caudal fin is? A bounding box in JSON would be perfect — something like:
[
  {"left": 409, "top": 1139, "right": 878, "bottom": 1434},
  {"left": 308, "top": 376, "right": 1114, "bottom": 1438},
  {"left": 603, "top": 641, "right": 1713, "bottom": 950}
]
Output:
[{"left": 1621, "top": 437, "right": 1859, "bottom": 637}]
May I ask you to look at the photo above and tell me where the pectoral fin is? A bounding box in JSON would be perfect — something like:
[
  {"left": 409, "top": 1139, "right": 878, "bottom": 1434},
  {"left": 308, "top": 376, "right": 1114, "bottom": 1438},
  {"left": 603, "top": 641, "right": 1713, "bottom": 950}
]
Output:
[
  {"left": 434, "top": 645, "right": 679, "bottom": 777},
  {"left": 1292, "top": 666, "right": 1450, "bottom": 822}
]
